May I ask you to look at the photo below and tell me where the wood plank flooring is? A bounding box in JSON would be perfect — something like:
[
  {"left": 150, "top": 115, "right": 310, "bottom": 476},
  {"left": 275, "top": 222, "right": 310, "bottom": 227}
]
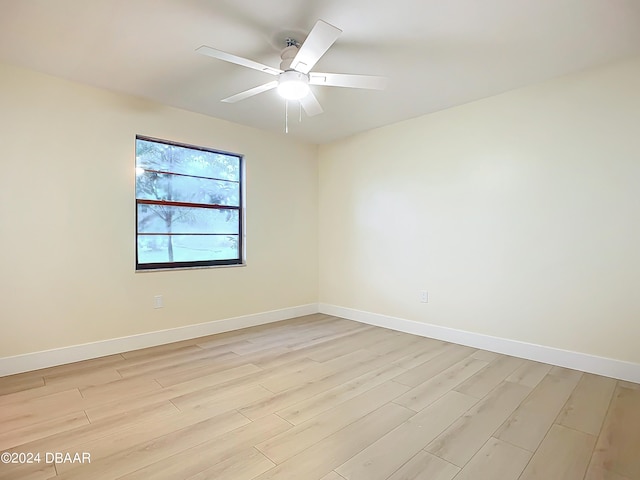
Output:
[{"left": 0, "top": 314, "right": 639, "bottom": 480}]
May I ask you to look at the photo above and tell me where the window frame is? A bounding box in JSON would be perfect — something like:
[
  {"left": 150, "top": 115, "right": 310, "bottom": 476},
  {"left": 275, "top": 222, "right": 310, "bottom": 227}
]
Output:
[{"left": 135, "top": 135, "right": 244, "bottom": 271}]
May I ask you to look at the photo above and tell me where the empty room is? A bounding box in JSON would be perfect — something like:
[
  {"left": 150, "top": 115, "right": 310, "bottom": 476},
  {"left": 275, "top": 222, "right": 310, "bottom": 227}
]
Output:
[{"left": 1, "top": 1, "right": 639, "bottom": 479}]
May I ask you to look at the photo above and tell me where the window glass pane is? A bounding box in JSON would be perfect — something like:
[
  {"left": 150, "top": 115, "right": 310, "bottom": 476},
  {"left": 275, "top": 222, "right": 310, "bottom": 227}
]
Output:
[
  {"left": 138, "top": 235, "right": 239, "bottom": 264},
  {"left": 135, "top": 136, "right": 243, "bottom": 270},
  {"left": 136, "top": 139, "right": 239, "bottom": 181},
  {"left": 138, "top": 205, "right": 239, "bottom": 234},
  {"left": 136, "top": 172, "right": 239, "bottom": 206}
]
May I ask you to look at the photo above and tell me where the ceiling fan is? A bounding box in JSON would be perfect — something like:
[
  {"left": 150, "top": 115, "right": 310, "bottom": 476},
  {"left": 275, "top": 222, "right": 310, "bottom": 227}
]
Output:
[{"left": 196, "top": 19, "right": 387, "bottom": 117}]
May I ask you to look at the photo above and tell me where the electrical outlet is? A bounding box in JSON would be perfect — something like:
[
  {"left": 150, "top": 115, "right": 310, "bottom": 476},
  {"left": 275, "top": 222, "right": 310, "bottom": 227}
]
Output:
[
  {"left": 154, "top": 295, "right": 164, "bottom": 309},
  {"left": 419, "top": 290, "right": 429, "bottom": 303}
]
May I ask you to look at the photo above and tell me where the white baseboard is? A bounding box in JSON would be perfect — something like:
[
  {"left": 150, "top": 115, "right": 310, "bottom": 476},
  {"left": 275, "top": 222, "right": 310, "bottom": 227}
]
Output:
[
  {"left": 319, "top": 303, "right": 640, "bottom": 384},
  {"left": 5, "top": 302, "right": 638, "bottom": 384},
  {"left": 0, "top": 304, "right": 319, "bottom": 377}
]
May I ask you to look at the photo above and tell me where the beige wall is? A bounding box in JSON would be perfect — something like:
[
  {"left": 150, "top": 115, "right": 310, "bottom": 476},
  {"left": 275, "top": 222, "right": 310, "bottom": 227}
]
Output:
[
  {"left": 319, "top": 57, "right": 640, "bottom": 364},
  {"left": 2, "top": 55, "right": 639, "bottom": 365},
  {"left": 0, "top": 63, "right": 318, "bottom": 357}
]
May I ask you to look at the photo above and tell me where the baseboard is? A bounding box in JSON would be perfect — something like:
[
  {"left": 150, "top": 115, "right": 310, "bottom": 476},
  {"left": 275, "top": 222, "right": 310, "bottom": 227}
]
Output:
[
  {"left": 0, "top": 303, "right": 319, "bottom": 377},
  {"left": 319, "top": 303, "right": 640, "bottom": 384},
  {"left": 6, "top": 302, "right": 638, "bottom": 384}
]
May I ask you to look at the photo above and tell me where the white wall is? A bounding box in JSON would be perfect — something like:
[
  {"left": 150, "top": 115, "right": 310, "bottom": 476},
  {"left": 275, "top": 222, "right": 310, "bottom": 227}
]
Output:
[
  {"left": 319, "top": 57, "right": 640, "bottom": 364},
  {"left": 0, "top": 63, "right": 318, "bottom": 358}
]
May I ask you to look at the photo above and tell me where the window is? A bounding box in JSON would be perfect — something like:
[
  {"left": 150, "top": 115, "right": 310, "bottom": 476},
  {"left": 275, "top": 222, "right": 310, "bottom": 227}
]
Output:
[{"left": 135, "top": 136, "right": 243, "bottom": 270}]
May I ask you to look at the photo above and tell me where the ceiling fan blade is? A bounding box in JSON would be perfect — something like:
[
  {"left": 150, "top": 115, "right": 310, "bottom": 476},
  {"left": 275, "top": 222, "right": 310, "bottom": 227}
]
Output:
[
  {"left": 310, "top": 72, "right": 387, "bottom": 90},
  {"left": 290, "top": 20, "right": 342, "bottom": 74},
  {"left": 221, "top": 81, "right": 278, "bottom": 103},
  {"left": 196, "top": 46, "right": 281, "bottom": 76},
  {"left": 299, "top": 91, "right": 323, "bottom": 117}
]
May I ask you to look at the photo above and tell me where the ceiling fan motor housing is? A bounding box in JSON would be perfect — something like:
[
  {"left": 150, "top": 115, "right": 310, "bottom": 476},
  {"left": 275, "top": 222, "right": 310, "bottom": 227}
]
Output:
[
  {"left": 279, "top": 44, "right": 299, "bottom": 70},
  {"left": 277, "top": 44, "right": 310, "bottom": 100}
]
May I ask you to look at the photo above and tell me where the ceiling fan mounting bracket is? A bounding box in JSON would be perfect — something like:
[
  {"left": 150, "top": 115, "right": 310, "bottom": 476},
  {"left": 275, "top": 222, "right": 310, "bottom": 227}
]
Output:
[{"left": 284, "top": 37, "right": 300, "bottom": 48}]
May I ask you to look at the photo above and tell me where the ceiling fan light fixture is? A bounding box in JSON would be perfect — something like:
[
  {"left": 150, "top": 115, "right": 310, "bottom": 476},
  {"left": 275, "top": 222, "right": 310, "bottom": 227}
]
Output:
[{"left": 277, "top": 70, "right": 310, "bottom": 100}]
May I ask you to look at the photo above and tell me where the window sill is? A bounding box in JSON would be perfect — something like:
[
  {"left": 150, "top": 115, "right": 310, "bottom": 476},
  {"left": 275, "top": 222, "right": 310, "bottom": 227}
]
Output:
[{"left": 135, "top": 263, "right": 247, "bottom": 273}]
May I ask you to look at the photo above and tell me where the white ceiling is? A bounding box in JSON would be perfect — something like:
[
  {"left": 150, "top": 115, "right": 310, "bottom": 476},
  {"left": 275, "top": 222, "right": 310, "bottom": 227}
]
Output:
[{"left": 1, "top": 0, "right": 639, "bottom": 144}]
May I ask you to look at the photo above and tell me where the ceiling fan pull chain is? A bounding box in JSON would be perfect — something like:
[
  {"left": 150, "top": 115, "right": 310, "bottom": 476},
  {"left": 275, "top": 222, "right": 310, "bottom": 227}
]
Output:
[
  {"left": 299, "top": 101, "right": 302, "bottom": 123},
  {"left": 285, "top": 100, "right": 289, "bottom": 133}
]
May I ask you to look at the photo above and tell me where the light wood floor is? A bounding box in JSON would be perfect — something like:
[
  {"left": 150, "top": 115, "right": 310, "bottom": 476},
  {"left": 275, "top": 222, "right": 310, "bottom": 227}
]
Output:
[{"left": 1, "top": 314, "right": 639, "bottom": 480}]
